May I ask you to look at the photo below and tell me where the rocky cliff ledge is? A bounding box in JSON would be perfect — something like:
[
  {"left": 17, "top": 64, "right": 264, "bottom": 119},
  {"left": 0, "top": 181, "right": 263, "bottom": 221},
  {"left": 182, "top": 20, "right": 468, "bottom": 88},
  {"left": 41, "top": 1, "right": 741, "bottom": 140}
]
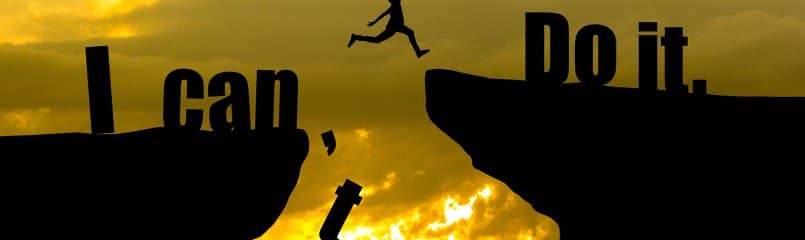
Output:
[
  {"left": 425, "top": 69, "right": 805, "bottom": 239},
  {"left": 0, "top": 127, "right": 308, "bottom": 239}
]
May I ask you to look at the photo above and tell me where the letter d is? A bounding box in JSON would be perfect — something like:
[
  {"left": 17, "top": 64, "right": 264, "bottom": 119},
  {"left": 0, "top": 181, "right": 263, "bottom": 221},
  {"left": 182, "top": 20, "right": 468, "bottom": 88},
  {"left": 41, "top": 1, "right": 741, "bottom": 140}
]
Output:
[{"left": 526, "top": 12, "right": 569, "bottom": 85}]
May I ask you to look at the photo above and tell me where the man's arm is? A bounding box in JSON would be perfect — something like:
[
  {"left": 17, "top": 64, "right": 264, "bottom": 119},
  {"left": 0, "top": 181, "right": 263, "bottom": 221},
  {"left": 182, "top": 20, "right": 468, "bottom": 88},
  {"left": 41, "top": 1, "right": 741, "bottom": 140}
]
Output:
[{"left": 368, "top": 8, "right": 390, "bottom": 27}]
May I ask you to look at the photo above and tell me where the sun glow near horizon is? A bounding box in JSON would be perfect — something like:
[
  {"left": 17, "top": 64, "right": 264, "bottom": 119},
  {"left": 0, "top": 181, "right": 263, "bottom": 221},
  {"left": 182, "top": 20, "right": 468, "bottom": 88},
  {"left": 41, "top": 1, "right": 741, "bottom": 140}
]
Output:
[{"left": 265, "top": 182, "right": 552, "bottom": 240}]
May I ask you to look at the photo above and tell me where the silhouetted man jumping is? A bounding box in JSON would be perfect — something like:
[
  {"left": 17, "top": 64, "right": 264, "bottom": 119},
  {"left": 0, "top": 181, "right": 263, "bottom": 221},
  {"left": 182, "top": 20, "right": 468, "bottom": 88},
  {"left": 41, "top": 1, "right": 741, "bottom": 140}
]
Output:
[{"left": 348, "top": 0, "right": 430, "bottom": 58}]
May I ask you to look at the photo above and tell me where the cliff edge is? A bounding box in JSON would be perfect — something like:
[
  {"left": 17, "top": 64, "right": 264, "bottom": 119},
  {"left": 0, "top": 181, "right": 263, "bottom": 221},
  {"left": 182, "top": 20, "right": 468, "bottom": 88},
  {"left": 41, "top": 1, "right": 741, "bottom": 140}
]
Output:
[
  {"left": 426, "top": 69, "right": 805, "bottom": 239},
  {"left": 0, "top": 127, "right": 308, "bottom": 239}
]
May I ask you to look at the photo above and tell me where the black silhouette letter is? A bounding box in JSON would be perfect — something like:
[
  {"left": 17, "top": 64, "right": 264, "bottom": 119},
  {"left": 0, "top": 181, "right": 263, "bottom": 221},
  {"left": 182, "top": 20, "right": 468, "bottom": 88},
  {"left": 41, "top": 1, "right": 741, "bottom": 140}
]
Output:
[
  {"left": 163, "top": 69, "right": 205, "bottom": 129},
  {"left": 575, "top": 24, "right": 617, "bottom": 86},
  {"left": 526, "top": 12, "right": 569, "bottom": 84},
  {"left": 321, "top": 130, "right": 336, "bottom": 156},
  {"left": 639, "top": 22, "right": 659, "bottom": 95},
  {"left": 86, "top": 46, "right": 115, "bottom": 134},
  {"left": 661, "top": 27, "right": 689, "bottom": 95},
  {"left": 255, "top": 70, "right": 274, "bottom": 130},
  {"left": 320, "top": 179, "right": 362, "bottom": 240},
  {"left": 256, "top": 70, "right": 298, "bottom": 130},
  {"left": 209, "top": 72, "right": 251, "bottom": 132},
  {"left": 693, "top": 79, "right": 707, "bottom": 96}
]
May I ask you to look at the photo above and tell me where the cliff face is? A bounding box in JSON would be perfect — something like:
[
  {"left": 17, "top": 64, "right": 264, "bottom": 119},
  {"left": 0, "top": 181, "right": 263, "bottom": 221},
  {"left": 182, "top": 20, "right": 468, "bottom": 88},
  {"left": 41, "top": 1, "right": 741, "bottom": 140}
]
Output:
[
  {"left": 0, "top": 127, "right": 308, "bottom": 239},
  {"left": 425, "top": 69, "right": 805, "bottom": 239}
]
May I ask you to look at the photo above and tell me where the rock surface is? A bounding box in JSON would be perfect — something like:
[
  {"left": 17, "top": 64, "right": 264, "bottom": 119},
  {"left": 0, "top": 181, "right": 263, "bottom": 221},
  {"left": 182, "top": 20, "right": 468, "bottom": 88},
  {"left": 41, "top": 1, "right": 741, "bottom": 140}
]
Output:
[
  {"left": 425, "top": 69, "right": 805, "bottom": 239},
  {"left": 0, "top": 127, "right": 308, "bottom": 239}
]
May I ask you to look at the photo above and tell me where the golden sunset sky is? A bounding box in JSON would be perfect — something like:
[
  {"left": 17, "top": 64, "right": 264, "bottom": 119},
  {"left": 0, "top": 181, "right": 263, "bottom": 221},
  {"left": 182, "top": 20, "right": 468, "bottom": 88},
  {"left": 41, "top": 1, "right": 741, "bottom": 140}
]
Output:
[{"left": 2, "top": 0, "right": 805, "bottom": 239}]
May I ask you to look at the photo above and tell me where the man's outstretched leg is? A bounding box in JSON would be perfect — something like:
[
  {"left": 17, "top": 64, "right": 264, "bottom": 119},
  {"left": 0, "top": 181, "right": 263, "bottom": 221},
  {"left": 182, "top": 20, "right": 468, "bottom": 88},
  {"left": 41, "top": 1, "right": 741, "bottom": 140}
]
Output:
[
  {"left": 349, "top": 29, "right": 395, "bottom": 47},
  {"left": 399, "top": 26, "right": 429, "bottom": 58}
]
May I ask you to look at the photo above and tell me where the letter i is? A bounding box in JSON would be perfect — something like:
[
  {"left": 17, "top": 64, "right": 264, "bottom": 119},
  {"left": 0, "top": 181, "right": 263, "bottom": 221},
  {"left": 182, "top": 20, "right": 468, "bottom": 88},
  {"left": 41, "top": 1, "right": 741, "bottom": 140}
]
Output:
[{"left": 638, "top": 22, "right": 658, "bottom": 96}]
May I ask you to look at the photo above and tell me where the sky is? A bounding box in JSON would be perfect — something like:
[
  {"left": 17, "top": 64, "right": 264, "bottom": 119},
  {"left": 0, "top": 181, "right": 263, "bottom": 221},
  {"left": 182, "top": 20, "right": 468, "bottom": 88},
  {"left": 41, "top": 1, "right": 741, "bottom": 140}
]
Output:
[{"left": 2, "top": 0, "right": 805, "bottom": 239}]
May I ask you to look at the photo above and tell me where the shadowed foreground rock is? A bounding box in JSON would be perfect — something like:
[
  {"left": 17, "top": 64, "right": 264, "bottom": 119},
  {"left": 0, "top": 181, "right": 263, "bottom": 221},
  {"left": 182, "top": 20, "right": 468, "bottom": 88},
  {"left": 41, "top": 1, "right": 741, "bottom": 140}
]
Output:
[
  {"left": 0, "top": 127, "right": 308, "bottom": 239},
  {"left": 426, "top": 69, "right": 805, "bottom": 239}
]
